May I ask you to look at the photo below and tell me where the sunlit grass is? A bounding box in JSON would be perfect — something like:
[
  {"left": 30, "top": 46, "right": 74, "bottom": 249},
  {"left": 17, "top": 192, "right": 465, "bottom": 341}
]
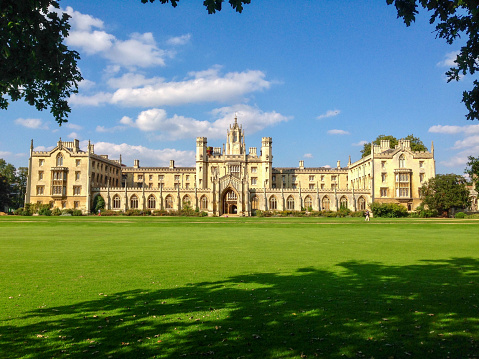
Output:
[{"left": 0, "top": 216, "right": 478, "bottom": 358}]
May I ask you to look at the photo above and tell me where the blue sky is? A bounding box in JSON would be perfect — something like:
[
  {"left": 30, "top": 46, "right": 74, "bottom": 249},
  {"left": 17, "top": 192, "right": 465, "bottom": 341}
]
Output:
[{"left": 2, "top": 1, "right": 478, "bottom": 174}]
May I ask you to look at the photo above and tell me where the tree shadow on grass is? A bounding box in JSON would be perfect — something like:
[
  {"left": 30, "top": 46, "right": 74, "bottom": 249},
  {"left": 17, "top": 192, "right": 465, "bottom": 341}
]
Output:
[{"left": 2, "top": 258, "right": 479, "bottom": 358}]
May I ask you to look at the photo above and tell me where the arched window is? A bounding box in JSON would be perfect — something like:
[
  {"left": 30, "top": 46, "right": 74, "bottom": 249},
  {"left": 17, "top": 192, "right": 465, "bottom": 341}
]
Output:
[
  {"left": 287, "top": 196, "right": 295, "bottom": 210},
  {"left": 130, "top": 195, "right": 139, "bottom": 209},
  {"left": 251, "top": 196, "right": 259, "bottom": 211},
  {"left": 165, "top": 195, "right": 174, "bottom": 209},
  {"left": 269, "top": 196, "right": 277, "bottom": 210},
  {"left": 182, "top": 195, "right": 191, "bottom": 206},
  {"left": 200, "top": 195, "right": 208, "bottom": 210},
  {"left": 399, "top": 154, "right": 405, "bottom": 168},
  {"left": 147, "top": 195, "right": 156, "bottom": 209},
  {"left": 113, "top": 195, "right": 121, "bottom": 209},
  {"left": 304, "top": 196, "right": 312, "bottom": 210},
  {"left": 56, "top": 153, "right": 63, "bottom": 166},
  {"left": 358, "top": 196, "right": 366, "bottom": 210},
  {"left": 340, "top": 196, "right": 348, "bottom": 209},
  {"left": 322, "top": 196, "right": 330, "bottom": 211}
]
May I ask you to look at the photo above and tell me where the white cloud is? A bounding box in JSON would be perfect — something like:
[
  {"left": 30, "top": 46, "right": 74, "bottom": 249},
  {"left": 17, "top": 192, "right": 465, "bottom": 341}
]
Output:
[
  {"left": 121, "top": 104, "right": 291, "bottom": 140},
  {"left": 62, "top": 6, "right": 104, "bottom": 32},
  {"left": 78, "top": 78, "right": 96, "bottom": 90},
  {"left": 72, "top": 68, "right": 272, "bottom": 107},
  {"left": 322, "top": 165, "right": 331, "bottom": 168},
  {"left": 107, "top": 73, "right": 164, "bottom": 89},
  {"left": 328, "top": 129, "right": 350, "bottom": 135},
  {"left": 452, "top": 135, "right": 479, "bottom": 150},
  {"left": 317, "top": 109, "right": 340, "bottom": 120},
  {"left": 66, "top": 123, "right": 83, "bottom": 130},
  {"left": 63, "top": 6, "right": 167, "bottom": 68},
  {"left": 110, "top": 68, "right": 271, "bottom": 107},
  {"left": 0, "top": 151, "right": 12, "bottom": 157},
  {"left": 68, "top": 132, "right": 80, "bottom": 139},
  {"left": 69, "top": 92, "right": 113, "bottom": 106},
  {"left": 303, "top": 153, "right": 313, "bottom": 159},
  {"left": 84, "top": 141, "right": 195, "bottom": 167},
  {"left": 430, "top": 123, "right": 479, "bottom": 168},
  {"left": 352, "top": 140, "right": 368, "bottom": 146},
  {"left": 167, "top": 34, "right": 191, "bottom": 46},
  {"left": 96, "top": 125, "right": 127, "bottom": 133},
  {"left": 429, "top": 124, "right": 479, "bottom": 135},
  {"left": 14, "top": 118, "right": 48, "bottom": 130},
  {"left": 437, "top": 51, "right": 459, "bottom": 67}
]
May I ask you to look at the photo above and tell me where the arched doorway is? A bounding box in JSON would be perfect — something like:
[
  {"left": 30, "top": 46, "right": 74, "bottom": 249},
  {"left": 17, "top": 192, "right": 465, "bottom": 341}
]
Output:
[{"left": 223, "top": 188, "right": 238, "bottom": 215}]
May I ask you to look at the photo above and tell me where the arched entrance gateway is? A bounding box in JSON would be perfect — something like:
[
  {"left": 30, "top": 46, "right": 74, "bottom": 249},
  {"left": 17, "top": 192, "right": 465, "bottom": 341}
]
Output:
[{"left": 223, "top": 188, "right": 238, "bottom": 215}]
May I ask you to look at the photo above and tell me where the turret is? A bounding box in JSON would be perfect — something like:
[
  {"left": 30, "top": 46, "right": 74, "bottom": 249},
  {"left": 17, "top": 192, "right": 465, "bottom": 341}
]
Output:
[
  {"left": 226, "top": 116, "right": 245, "bottom": 155},
  {"left": 196, "top": 137, "right": 207, "bottom": 189}
]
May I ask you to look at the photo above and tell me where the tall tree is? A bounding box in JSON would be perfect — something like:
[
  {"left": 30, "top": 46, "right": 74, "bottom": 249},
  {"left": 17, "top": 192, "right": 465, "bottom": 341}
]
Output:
[
  {"left": 387, "top": 0, "right": 479, "bottom": 121},
  {"left": 465, "top": 155, "right": 479, "bottom": 191},
  {"left": 1, "top": 0, "right": 82, "bottom": 125},
  {"left": 419, "top": 174, "right": 471, "bottom": 215},
  {"left": 361, "top": 134, "right": 427, "bottom": 157}
]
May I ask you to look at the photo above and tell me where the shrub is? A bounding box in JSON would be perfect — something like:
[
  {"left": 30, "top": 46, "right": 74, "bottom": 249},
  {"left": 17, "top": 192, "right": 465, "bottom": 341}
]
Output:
[
  {"left": 322, "top": 211, "right": 337, "bottom": 217},
  {"left": 101, "top": 210, "right": 121, "bottom": 216},
  {"left": 455, "top": 212, "right": 466, "bottom": 218},
  {"left": 62, "top": 209, "right": 74, "bottom": 215},
  {"left": 124, "top": 209, "right": 143, "bottom": 216},
  {"left": 38, "top": 208, "right": 52, "bottom": 216},
  {"left": 414, "top": 205, "right": 438, "bottom": 218},
  {"left": 14, "top": 207, "right": 32, "bottom": 216},
  {"left": 72, "top": 209, "right": 82, "bottom": 216},
  {"left": 350, "top": 211, "right": 365, "bottom": 217},
  {"left": 52, "top": 208, "right": 62, "bottom": 216},
  {"left": 152, "top": 209, "right": 168, "bottom": 216},
  {"left": 370, "top": 202, "right": 408, "bottom": 218},
  {"left": 337, "top": 208, "right": 351, "bottom": 217}
]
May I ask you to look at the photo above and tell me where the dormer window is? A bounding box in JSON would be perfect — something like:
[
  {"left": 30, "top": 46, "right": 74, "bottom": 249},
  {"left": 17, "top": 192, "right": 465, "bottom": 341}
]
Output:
[{"left": 56, "top": 153, "right": 63, "bottom": 166}]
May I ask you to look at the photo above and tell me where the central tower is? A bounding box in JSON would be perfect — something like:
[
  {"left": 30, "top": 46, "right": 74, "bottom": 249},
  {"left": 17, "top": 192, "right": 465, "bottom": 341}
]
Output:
[{"left": 226, "top": 116, "right": 245, "bottom": 155}]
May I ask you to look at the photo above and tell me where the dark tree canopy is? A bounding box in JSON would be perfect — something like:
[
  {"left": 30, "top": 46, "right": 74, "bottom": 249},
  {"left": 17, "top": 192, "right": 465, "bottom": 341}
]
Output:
[
  {"left": 0, "top": 159, "right": 27, "bottom": 210},
  {"left": 419, "top": 173, "right": 471, "bottom": 215},
  {"left": 140, "top": 0, "right": 251, "bottom": 14},
  {"left": 361, "top": 134, "right": 427, "bottom": 158},
  {"left": 0, "top": 0, "right": 82, "bottom": 125},
  {"left": 465, "top": 155, "right": 479, "bottom": 191},
  {"left": 387, "top": 0, "right": 479, "bottom": 121}
]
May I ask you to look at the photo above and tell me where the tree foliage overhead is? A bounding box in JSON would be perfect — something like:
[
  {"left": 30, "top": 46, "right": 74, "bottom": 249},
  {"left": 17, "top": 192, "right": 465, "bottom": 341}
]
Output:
[
  {"left": 419, "top": 173, "right": 471, "bottom": 215},
  {"left": 0, "top": 0, "right": 82, "bottom": 125},
  {"left": 361, "top": 134, "right": 427, "bottom": 157},
  {"left": 140, "top": 0, "right": 251, "bottom": 14},
  {"left": 387, "top": 0, "right": 479, "bottom": 121},
  {"left": 465, "top": 155, "right": 479, "bottom": 191}
]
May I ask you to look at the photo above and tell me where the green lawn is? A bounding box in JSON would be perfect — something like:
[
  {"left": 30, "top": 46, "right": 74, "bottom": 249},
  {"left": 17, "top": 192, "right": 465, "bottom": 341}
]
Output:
[{"left": 0, "top": 216, "right": 478, "bottom": 358}]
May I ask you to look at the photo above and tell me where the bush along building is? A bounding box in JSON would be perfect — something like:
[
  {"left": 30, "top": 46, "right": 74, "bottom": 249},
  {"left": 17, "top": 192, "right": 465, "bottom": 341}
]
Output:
[{"left": 25, "top": 118, "right": 436, "bottom": 215}]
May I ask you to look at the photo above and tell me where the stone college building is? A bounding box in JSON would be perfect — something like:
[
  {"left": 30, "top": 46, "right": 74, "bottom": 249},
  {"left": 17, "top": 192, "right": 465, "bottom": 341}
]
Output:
[{"left": 25, "top": 118, "right": 436, "bottom": 215}]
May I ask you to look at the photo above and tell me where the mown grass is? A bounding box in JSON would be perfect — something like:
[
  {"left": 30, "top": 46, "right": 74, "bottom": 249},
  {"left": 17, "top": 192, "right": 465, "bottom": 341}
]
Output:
[{"left": 0, "top": 216, "right": 478, "bottom": 358}]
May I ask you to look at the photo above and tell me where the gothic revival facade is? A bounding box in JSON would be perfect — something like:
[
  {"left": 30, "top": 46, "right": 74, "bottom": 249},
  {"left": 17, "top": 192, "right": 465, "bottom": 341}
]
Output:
[{"left": 25, "top": 119, "right": 436, "bottom": 215}]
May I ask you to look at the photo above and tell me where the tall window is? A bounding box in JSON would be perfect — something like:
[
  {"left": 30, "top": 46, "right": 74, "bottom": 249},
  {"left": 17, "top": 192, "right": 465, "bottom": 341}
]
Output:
[
  {"left": 269, "top": 196, "right": 277, "bottom": 210},
  {"left": 358, "top": 196, "right": 366, "bottom": 210},
  {"left": 251, "top": 177, "right": 257, "bottom": 185},
  {"left": 251, "top": 196, "right": 259, "bottom": 211},
  {"left": 200, "top": 196, "right": 208, "bottom": 210},
  {"left": 56, "top": 154, "right": 63, "bottom": 166},
  {"left": 304, "top": 196, "right": 312, "bottom": 210},
  {"left": 113, "top": 195, "right": 121, "bottom": 209},
  {"left": 399, "top": 154, "right": 405, "bottom": 168},
  {"left": 182, "top": 195, "right": 191, "bottom": 207},
  {"left": 322, "top": 196, "right": 330, "bottom": 211},
  {"left": 147, "top": 195, "right": 156, "bottom": 209},
  {"left": 165, "top": 195, "right": 174, "bottom": 209},
  {"left": 130, "top": 195, "right": 139, "bottom": 209},
  {"left": 340, "top": 196, "right": 348, "bottom": 209},
  {"left": 287, "top": 196, "right": 295, "bottom": 210}
]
